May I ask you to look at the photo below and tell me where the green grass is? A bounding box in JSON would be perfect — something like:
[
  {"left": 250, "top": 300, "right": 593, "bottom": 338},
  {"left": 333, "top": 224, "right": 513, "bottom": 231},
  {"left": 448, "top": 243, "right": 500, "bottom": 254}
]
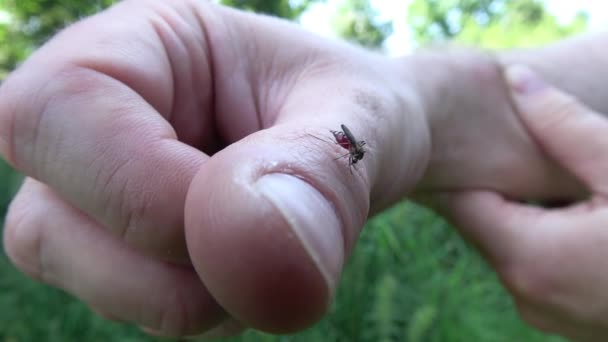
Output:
[{"left": 0, "top": 159, "right": 566, "bottom": 341}]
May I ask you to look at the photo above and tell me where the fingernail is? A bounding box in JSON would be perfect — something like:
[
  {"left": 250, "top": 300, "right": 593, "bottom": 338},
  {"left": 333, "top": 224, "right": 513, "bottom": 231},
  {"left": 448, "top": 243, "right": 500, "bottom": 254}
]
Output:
[
  {"left": 256, "top": 173, "right": 343, "bottom": 292},
  {"left": 505, "top": 65, "right": 546, "bottom": 94}
]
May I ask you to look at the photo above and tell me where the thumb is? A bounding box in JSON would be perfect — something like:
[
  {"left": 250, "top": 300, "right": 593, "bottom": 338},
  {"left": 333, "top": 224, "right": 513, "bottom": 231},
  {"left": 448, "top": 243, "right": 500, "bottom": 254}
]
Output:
[
  {"left": 184, "top": 123, "right": 370, "bottom": 333},
  {"left": 505, "top": 65, "right": 608, "bottom": 193}
]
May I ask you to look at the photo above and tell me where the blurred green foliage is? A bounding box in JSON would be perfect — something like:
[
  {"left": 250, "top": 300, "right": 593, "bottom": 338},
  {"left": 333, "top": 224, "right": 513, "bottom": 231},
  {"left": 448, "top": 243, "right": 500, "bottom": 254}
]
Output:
[
  {"left": 0, "top": 0, "right": 588, "bottom": 341},
  {"left": 0, "top": 159, "right": 20, "bottom": 220},
  {"left": 0, "top": 0, "right": 119, "bottom": 76},
  {"left": 332, "top": 0, "right": 392, "bottom": 48},
  {"left": 408, "top": 0, "right": 587, "bottom": 48},
  {"left": 220, "top": 0, "right": 318, "bottom": 20}
]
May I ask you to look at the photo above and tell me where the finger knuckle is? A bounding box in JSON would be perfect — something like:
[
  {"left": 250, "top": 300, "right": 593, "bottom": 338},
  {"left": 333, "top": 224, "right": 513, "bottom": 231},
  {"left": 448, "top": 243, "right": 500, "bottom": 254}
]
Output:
[{"left": 0, "top": 64, "right": 101, "bottom": 178}]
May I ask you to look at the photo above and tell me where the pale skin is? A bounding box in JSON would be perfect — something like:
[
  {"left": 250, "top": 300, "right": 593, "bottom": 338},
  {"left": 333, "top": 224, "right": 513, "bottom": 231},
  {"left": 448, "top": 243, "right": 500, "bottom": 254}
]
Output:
[
  {"left": 0, "top": 0, "right": 607, "bottom": 339},
  {"left": 448, "top": 65, "right": 608, "bottom": 342}
]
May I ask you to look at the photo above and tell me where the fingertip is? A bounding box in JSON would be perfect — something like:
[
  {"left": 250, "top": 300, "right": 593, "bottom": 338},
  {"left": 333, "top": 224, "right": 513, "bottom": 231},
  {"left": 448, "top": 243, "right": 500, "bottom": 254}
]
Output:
[{"left": 185, "top": 143, "right": 342, "bottom": 333}]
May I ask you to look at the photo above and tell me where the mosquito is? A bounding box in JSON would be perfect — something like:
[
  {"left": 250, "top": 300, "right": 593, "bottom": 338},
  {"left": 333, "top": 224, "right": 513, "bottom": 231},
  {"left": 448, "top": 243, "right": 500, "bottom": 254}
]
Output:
[{"left": 330, "top": 124, "right": 366, "bottom": 173}]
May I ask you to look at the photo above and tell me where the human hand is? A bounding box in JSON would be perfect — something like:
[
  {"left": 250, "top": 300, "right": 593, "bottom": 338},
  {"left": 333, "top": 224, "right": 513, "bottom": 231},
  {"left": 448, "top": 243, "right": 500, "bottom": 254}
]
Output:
[
  {"left": 441, "top": 65, "right": 608, "bottom": 341},
  {"left": 0, "top": 0, "right": 434, "bottom": 336}
]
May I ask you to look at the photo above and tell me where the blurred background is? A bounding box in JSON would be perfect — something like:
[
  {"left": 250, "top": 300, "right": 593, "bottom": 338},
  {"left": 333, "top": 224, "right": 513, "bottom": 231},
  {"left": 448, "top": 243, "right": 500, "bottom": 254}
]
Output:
[{"left": 0, "top": 0, "right": 604, "bottom": 341}]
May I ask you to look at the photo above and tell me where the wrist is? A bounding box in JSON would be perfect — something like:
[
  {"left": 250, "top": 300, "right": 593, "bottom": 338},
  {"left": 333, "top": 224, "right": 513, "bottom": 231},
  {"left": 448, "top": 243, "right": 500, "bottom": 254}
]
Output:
[
  {"left": 400, "top": 48, "right": 509, "bottom": 191},
  {"left": 403, "top": 47, "right": 584, "bottom": 200},
  {"left": 365, "top": 50, "right": 494, "bottom": 211}
]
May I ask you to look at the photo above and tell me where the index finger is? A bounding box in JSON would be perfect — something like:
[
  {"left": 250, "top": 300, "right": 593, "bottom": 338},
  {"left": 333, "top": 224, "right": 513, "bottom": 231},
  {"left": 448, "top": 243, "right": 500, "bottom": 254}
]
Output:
[{"left": 0, "top": 0, "right": 217, "bottom": 259}]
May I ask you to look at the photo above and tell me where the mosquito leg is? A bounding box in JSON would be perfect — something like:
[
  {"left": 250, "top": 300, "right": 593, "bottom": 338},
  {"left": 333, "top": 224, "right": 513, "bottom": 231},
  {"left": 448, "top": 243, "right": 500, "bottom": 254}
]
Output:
[
  {"left": 306, "top": 133, "right": 333, "bottom": 145},
  {"left": 333, "top": 152, "right": 351, "bottom": 161}
]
